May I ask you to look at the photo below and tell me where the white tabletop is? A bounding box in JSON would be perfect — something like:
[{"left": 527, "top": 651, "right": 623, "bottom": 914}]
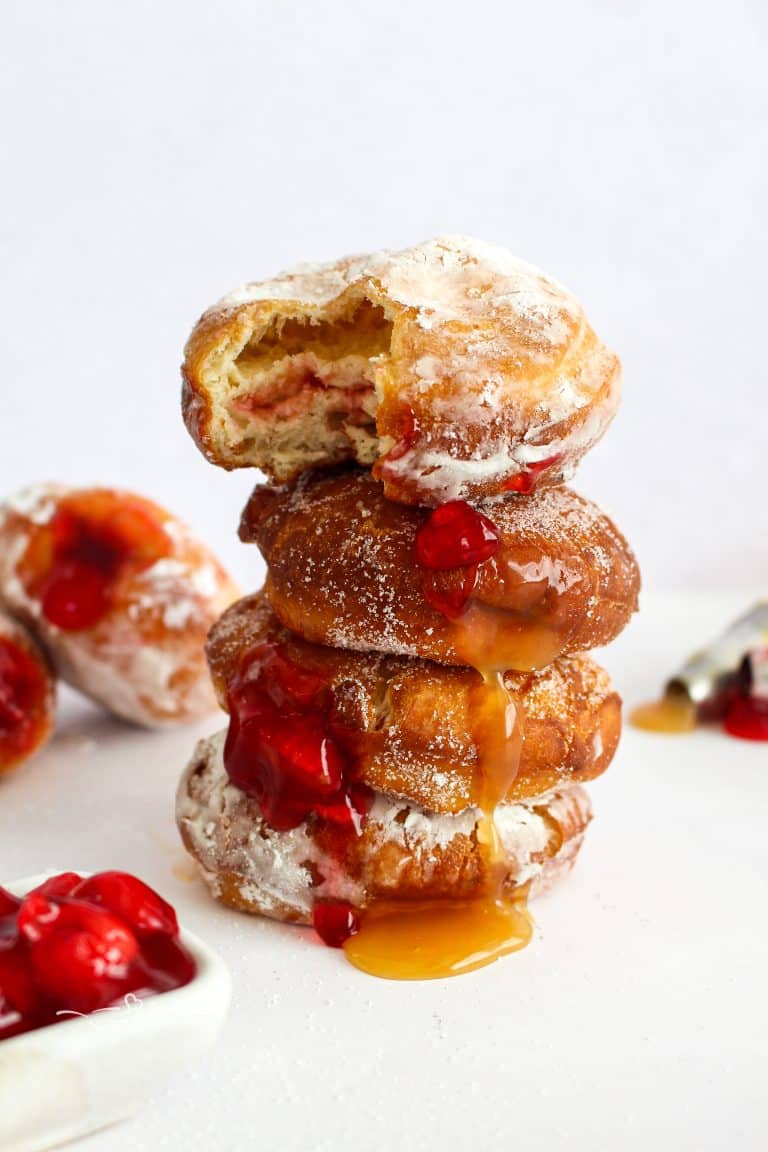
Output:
[{"left": 1, "top": 593, "right": 765, "bottom": 1152}]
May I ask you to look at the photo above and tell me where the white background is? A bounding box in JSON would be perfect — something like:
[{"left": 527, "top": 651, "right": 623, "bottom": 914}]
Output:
[
  {"left": 1, "top": 5, "right": 767, "bottom": 1152},
  {"left": 2, "top": 0, "right": 766, "bottom": 597}
]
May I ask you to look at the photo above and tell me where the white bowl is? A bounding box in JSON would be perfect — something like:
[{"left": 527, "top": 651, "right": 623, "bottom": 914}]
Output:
[{"left": 0, "top": 872, "right": 231, "bottom": 1152}]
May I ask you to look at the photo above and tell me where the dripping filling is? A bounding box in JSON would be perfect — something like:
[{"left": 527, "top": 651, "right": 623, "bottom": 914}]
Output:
[{"left": 343, "top": 502, "right": 534, "bottom": 978}]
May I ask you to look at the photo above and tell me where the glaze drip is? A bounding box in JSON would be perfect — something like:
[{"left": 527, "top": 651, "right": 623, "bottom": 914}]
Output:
[{"left": 343, "top": 505, "right": 535, "bottom": 979}]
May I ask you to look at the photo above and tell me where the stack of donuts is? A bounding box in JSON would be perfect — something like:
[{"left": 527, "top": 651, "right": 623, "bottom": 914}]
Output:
[{"left": 176, "top": 236, "right": 640, "bottom": 978}]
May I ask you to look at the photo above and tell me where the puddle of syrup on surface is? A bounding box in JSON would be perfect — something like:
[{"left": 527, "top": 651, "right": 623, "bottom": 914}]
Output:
[
  {"left": 344, "top": 666, "right": 533, "bottom": 980},
  {"left": 629, "top": 691, "right": 697, "bottom": 734},
  {"left": 343, "top": 897, "right": 531, "bottom": 979},
  {"left": 630, "top": 688, "right": 768, "bottom": 742},
  {"left": 344, "top": 502, "right": 536, "bottom": 980}
]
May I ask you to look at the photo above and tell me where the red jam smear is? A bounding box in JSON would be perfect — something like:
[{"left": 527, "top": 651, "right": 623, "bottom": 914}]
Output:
[
  {"left": 503, "top": 454, "right": 564, "bottom": 494},
  {"left": 224, "top": 642, "right": 371, "bottom": 832},
  {"left": 414, "top": 500, "right": 500, "bottom": 620},
  {"left": 0, "top": 637, "right": 51, "bottom": 772},
  {"left": 415, "top": 501, "right": 500, "bottom": 570},
  {"left": 0, "top": 871, "right": 195, "bottom": 1040},
  {"left": 20, "top": 492, "right": 171, "bottom": 632}
]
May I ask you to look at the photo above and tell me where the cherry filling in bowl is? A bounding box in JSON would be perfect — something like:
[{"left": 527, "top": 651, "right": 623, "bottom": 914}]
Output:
[{"left": 0, "top": 871, "right": 196, "bottom": 1040}]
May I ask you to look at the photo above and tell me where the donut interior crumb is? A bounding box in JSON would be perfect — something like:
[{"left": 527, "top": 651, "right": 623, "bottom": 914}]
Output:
[{"left": 219, "top": 300, "right": 393, "bottom": 478}]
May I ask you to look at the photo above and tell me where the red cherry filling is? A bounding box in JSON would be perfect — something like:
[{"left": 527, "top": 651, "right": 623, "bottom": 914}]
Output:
[
  {"left": 224, "top": 646, "right": 372, "bottom": 943},
  {"left": 30, "top": 873, "right": 83, "bottom": 900},
  {"left": 30, "top": 904, "right": 140, "bottom": 1016},
  {"left": 71, "top": 872, "right": 179, "bottom": 937},
  {"left": 313, "top": 901, "right": 360, "bottom": 948},
  {"left": 224, "top": 643, "right": 365, "bottom": 832},
  {"left": 17, "top": 892, "right": 62, "bottom": 944},
  {"left": 723, "top": 695, "right": 768, "bottom": 741},
  {"left": 41, "top": 560, "right": 111, "bottom": 630},
  {"left": 0, "top": 941, "right": 40, "bottom": 1018},
  {"left": 0, "top": 637, "right": 51, "bottom": 771},
  {"left": 415, "top": 501, "right": 500, "bottom": 570},
  {"left": 503, "top": 454, "right": 564, "bottom": 494},
  {"left": 421, "top": 565, "right": 480, "bottom": 620},
  {"left": 0, "top": 887, "right": 20, "bottom": 919},
  {"left": 20, "top": 493, "right": 171, "bottom": 632},
  {"left": 134, "top": 933, "right": 198, "bottom": 993},
  {"left": 413, "top": 501, "right": 500, "bottom": 620},
  {"left": 0, "top": 871, "right": 195, "bottom": 1040}
]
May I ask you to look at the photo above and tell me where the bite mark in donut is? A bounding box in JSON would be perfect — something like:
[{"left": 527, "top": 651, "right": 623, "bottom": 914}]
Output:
[{"left": 182, "top": 236, "right": 621, "bottom": 506}]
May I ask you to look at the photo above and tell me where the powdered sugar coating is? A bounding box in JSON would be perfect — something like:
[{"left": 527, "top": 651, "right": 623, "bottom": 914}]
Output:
[
  {"left": 177, "top": 730, "right": 593, "bottom": 922},
  {"left": 0, "top": 485, "right": 239, "bottom": 727},
  {"left": 219, "top": 237, "right": 575, "bottom": 347},
  {"left": 183, "top": 236, "right": 621, "bottom": 505},
  {"left": 241, "top": 470, "right": 640, "bottom": 670}
]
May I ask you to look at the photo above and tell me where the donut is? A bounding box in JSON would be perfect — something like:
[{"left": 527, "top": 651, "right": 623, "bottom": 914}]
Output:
[
  {"left": 239, "top": 468, "right": 640, "bottom": 673},
  {"left": 177, "top": 729, "right": 593, "bottom": 923},
  {"left": 205, "top": 592, "right": 621, "bottom": 814},
  {"left": 0, "top": 611, "right": 56, "bottom": 774},
  {"left": 0, "top": 486, "right": 239, "bottom": 727},
  {"left": 182, "top": 235, "right": 620, "bottom": 506}
]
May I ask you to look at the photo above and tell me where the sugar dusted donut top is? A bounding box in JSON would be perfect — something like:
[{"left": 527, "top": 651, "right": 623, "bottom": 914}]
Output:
[
  {"left": 240, "top": 469, "right": 640, "bottom": 672},
  {"left": 182, "top": 236, "right": 621, "bottom": 506}
]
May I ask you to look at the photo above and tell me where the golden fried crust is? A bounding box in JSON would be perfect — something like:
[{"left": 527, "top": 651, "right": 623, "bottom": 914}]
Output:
[
  {"left": 0, "top": 486, "right": 240, "bottom": 727},
  {"left": 205, "top": 593, "right": 622, "bottom": 812},
  {"left": 177, "top": 729, "right": 593, "bottom": 923},
  {"left": 239, "top": 468, "right": 640, "bottom": 672},
  {"left": 182, "top": 236, "right": 621, "bottom": 506}
]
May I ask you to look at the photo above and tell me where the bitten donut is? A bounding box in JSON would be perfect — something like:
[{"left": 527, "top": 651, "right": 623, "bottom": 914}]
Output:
[
  {"left": 0, "top": 486, "right": 239, "bottom": 727},
  {"left": 205, "top": 593, "right": 622, "bottom": 813},
  {"left": 0, "top": 611, "right": 56, "bottom": 774},
  {"left": 182, "top": 235, "right": 621, "bottom": 506},
  {"left": 240, "top": 468, "right": 640, "bottom": 673},
  {"left": 177, "top": 729, "right": 593, "bottom": 923}
]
